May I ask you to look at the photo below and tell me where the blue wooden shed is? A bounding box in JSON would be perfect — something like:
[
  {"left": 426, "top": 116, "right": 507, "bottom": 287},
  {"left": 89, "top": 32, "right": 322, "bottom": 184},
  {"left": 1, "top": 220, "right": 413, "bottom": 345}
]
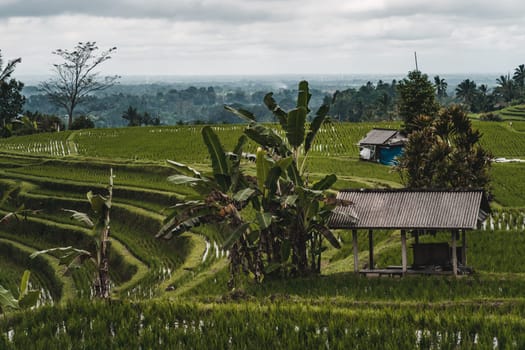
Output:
[{"left": 358, "top": 128, "right": 407, "bottom": 165}]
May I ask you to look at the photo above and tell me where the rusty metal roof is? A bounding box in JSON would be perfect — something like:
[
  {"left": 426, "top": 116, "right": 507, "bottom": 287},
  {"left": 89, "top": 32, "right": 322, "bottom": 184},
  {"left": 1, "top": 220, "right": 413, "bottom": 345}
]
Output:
[
  {"left": 328, "top": 189, "right": 489, "bottom": 230},
  {"left": 358, "top": 129, "right": 398, "bottom": 145}
]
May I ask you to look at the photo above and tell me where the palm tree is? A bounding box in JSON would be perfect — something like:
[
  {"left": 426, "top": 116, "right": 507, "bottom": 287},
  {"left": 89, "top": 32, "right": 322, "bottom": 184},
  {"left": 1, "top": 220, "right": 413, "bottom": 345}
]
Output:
[
  {"left": 513, "top": 64, "right": 525, "bottom": 97},
  {"left": 496, "top": 74, "right": 515, "bottom": 103},
  {"left": 0, "top": 50, "right": 21, "bottom": 82},
  {"left": 434, "top": 75, "right": 448, "bottom": 102},
  {"left": 476, "top": 84, "right": 491, "bottom": 112},
  {"left": 455, "top": 79, "right": 477, "bottom": 110}
]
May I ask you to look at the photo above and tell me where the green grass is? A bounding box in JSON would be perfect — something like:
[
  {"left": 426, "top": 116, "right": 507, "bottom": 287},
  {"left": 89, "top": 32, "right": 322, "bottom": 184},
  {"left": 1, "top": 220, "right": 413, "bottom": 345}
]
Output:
[
  {"left": 491, "top": 163, "right": 525, "bottom": 207},
  {"left": 3, "top": 299, "right": 525, "bottom": 349},
  {"left": 474, "top": 121, "right": 525, "bottom": 157}
]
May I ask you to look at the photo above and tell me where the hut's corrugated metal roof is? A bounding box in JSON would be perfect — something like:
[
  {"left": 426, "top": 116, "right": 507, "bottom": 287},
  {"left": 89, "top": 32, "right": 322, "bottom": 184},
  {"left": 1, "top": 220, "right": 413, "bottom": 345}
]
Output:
[
  {"left": 328, "top": 190, "right": 486, "bottom": 230},
  {"left": 358, "top": 129, "right": 397, "bottom": 145}
]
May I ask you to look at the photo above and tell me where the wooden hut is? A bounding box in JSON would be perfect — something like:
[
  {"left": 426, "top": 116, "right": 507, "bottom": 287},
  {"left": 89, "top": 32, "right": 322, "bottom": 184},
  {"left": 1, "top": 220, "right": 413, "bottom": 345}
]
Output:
[
  {"left": 358, "top": 128, "right": 407, "bottom": 165},
  {"left": 328, "top": 189, "right": 490, "bottom": 276}
]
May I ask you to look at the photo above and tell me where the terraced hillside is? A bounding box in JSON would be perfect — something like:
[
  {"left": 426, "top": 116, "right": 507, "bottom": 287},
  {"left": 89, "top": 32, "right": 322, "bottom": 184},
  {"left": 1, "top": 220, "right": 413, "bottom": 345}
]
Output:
[
  {"left": 499, "top": 104, "right": 525, "bottom": 121},
  {"left": 1, "top": 122, "right": 525, "bottom": 348}
]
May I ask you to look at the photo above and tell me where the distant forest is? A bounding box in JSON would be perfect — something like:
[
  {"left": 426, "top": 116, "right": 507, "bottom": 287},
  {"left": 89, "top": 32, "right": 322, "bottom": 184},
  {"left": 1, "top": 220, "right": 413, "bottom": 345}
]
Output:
[
  {"left": 21, "top": 68, "right": 525, "bottom": 128},
  {"left": 23, "top": 84, "right": 329, "bottom": 127}
]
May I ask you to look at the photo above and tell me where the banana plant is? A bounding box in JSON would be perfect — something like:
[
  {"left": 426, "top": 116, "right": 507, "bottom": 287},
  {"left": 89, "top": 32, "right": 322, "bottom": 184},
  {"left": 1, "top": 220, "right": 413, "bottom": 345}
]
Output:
[
  {"left": 0, "top": 270, "right": 40, "bottom": 314},
  {"left": 30, "top": 170, "right": 114, "bottom": 299},
  {"left": 157, "top": 126, "right": 256, "bottom": 240},
  {"left": 226, "top": 80, "right": 340, "bottom": 276},
  {"left": 157, "top": 126, "right": 266, "bottom": 283}
]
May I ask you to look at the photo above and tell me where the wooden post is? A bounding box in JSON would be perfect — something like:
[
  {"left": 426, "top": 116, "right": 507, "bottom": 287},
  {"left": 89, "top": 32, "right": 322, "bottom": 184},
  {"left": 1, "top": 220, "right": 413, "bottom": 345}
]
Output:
[
  {"left": 368, "top": 229, "right": 374, "bottom": 270},
  {"left": 461, "top": 229, "right": 467, "bottom": 266},
  {"left": 401, "top": 230, "right": 407, "bottom": 275},
  {"left": 451, "top": 230, "right": 458, "bottom": 276},
  {"left": 414, "top": 230, "right": 419, "bottom": 244},
  {"left": 352, "top": 230, "right": 359, "bottom": 273}
]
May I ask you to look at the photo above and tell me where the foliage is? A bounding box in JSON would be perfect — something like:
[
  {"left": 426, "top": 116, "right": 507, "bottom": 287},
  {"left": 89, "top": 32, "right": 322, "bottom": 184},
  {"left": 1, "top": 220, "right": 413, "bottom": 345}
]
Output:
[
  {"left": 0, "top": 78, "right": 25, "bottom": 138},
  {"left": 495, "top": 74, "right": 517, "bottom": 103},
  {"left": 158, "top": 81, "right": 339, "bottom": 285},
  {"left": 455, "top": 78, "right": 477, "bottom": 111},
  {"left": 330, "top": 80, "right": 397, "bottom": 122},
  {"left": 0, "top": 50, "right": 21, "bottom": 83},
  {"left": 0, "top": 270, "right": 39, "bottom": 314},
  {"left": 39, "top": 42, "right": 119, "bottom": 129},
  {"left": 225, "top": 81, "right": 340, "bottom": 278},
  {"left": 396, "top": 70, "right": 439, "bottom": 133},
  {"left": 29, "top": 170, "right": 115, "bottom": 298},
  {"left": 433, "top": 75, "right": 448, "bottom": 102},
  {"left": 396, "top": 105, "right": 491, "bottom": 190},
  {"left": 479, "top": 112, "right": 502, "bottom": 121},
  {"left": 23, "top": 111, "right": 65, "bottom": 133},
  {"left": 70, "top": 115, "right": 95, "bottom": 130},
  {"left": 121, "top": 106, "right": 160, "bottom": 126}
]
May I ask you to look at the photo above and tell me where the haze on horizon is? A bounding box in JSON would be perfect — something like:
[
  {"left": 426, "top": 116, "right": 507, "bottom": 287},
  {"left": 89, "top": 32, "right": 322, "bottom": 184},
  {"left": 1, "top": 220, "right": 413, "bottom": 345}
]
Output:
[{"left": 1, "top": 0, "right": 524, "bottom": 77}]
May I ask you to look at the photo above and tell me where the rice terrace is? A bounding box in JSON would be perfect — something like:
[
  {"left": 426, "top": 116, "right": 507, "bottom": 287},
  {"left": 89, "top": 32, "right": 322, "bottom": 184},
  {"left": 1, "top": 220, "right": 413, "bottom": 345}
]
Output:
[{"left": 1, "top": 113, "right": 525, "bottom": 347}]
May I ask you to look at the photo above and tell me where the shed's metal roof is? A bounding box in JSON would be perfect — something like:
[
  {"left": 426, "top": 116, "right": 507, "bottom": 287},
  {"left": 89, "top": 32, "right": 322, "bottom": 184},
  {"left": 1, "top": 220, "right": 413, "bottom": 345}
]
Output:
[
  {"left": 358, "top": 129, "right": 398, "bottom": 145},
  {"left": 328, "top": 189, "right": 488, "bottom": 230}
]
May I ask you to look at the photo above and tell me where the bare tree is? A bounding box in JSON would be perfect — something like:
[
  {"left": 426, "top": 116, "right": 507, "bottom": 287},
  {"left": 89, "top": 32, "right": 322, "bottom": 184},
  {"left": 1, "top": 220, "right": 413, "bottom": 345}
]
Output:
[{"left": 40, "top": 42, "right": 119, "bottom": 129}]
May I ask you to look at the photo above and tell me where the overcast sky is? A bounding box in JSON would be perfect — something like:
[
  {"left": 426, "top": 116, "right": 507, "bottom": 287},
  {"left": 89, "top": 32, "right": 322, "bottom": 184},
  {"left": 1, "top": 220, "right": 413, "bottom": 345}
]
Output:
[{"left": 1, "top": 0, "right": 524, "bottom": 77}]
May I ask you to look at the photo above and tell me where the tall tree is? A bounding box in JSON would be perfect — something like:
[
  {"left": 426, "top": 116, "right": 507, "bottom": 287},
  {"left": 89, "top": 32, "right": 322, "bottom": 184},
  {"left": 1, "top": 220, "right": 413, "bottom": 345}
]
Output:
[
  {"left": 397, "top": 70, "right": 439, "bottom": 133},
  {"left": 396, "top": 105, "right": 491, "bottom": 191},
  {"left": 475, "top": 84, "right": 493, "bottom": 113},
  {"left": 455, "top": 79, "right": 477, "bottom": 111},
  {"left": 0, "top": 50, "right": 21, "bottom": 82},
  {"left": 40, "top": 42, "right": 119, "bottom": 129},
  {"left": 0, "top": 50, "right": 25, "bottom": 137},
  {"left": 513, "top": 64, "right": 525, "bottom": 97},
  {"left": 434, "top": 75, "right": 448, "bottom": 102},
  {"left": 495, "top": 74, "right": 515, "bottom": 103}
]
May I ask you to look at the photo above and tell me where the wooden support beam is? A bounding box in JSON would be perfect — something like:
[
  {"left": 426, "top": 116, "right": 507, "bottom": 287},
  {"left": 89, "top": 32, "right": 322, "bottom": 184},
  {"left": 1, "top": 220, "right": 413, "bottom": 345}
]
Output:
[
  {"left": 352, "top": 230, "right": 359, "bottom": 273},
  {"left": 414, "top": 230, "right": 419, "bottom": 244},
  {"left": 451, "top": 230, "right": 458, "bottom": 276},
  {"left": 368, "top": 229, "right": 374, "bottom": 270},
  {"left": 401, "top": 230, "right": 407, "bottom": 275},
  {"left": 461, "top": 229, "right": 467, "bottom": 266}
]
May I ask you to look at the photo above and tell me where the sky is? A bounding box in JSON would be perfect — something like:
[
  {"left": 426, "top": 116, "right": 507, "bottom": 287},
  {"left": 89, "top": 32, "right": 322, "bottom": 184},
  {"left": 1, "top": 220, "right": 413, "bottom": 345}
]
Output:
[{"left": 1, "top": 0, "right": 525, "bottom": 77}]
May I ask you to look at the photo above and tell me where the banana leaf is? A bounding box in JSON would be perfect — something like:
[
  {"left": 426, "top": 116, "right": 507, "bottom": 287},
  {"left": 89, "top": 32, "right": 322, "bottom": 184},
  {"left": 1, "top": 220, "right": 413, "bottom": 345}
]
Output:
[
  {"left": 305, "top": 104, "right": 330, "bottom": 154},
  {"left": 263, "top": 92, "right": 288, "bottom": 128},
  {"left": 285, "top": 107, "right": 307, "bottom": 149},
  {"left": 223, "top": 105, "right": 256, "bottom": 122},
  {"left": 202, "top": 126, "right": 231, "bottom": 192},
  {"left": 166, "top": 159, "right": 202, "bottom": 178}
]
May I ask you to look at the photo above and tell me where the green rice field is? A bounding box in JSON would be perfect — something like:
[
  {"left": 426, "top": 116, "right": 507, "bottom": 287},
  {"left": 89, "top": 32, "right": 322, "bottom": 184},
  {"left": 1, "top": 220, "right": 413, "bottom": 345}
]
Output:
[{"left": 1, "top": 121, "right": 524, "bottom": 348}]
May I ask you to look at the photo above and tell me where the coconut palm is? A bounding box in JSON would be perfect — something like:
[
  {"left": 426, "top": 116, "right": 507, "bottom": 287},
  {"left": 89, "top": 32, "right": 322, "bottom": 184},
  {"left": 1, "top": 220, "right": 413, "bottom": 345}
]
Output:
[
  {"left": 455, "top": 79, "right": 477, "bottom": 111},
  {"left": 0, "top": 50, "right": 21, "bottom": 82},
  {"left": 434, "top": 75, "right": 448, "bottom": 102},
  {"left": 513, "top": 64, "right": 525, "bottom": 97},
  {"left": 476, "top": 84, "right": 492, "bottom": 112},
  {"left": 496, "top": 74, "right": 516, "bottom": 103}
]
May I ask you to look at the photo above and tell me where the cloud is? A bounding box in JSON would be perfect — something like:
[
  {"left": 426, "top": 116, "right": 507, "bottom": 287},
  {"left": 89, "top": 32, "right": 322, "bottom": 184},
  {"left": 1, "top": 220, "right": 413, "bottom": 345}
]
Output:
[
  {"left": 0, "top": 0, "right": 285, "bottom": 23},
  {"left": 1, "top": 1, "right": 524, "bottom": 76}
]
